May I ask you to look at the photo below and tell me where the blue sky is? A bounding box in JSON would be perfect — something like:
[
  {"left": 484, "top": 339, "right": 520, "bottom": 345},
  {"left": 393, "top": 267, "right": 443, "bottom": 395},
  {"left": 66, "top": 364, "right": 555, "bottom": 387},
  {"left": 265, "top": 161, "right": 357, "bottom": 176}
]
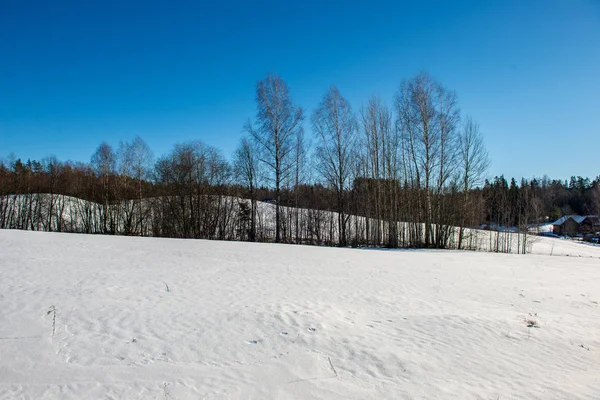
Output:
[{"left": 1, "top": 0, "right": 599, "bottom": 180}]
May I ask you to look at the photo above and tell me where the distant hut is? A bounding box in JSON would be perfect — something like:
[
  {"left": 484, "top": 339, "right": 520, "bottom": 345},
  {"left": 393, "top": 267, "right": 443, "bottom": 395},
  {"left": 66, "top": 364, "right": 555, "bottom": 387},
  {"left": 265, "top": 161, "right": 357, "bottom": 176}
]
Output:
[
  {"left": 580, "top": 216, "right": 600, "bottom": 234},
  {"left": 552, "top": 215, "right": 600, "bottom": 236},
  {"left": 552, "top": 216, "right": 583, "bottom": 236}
]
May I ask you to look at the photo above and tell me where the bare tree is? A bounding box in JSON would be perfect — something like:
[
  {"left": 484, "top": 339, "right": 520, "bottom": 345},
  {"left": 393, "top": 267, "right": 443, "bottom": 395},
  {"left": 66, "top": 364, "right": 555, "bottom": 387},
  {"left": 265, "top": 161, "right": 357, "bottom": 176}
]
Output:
[
  {"left": 233, "top": 137, "right": 261, "bottom": 241},
  {"left": 359, "top": 96, "right": 397, "bottom": 247},
  {"left": 154, "top": 141, "right": 230, "bottom": 239},
  {"left": 41, "top": 156, "right": 63, "bottom": 231},
  {"left": 457, "top": 117, "right": 490, "bottom": 248},
  {"left": 246, "top": 74, "right": 304, "bottom": 243},
  {"left": 91, "top": 142, "right": 116, "bottom": 233},
  {"left": 432, "top": 80, "right": 461, "bottom": 247},
  {"left": 458, "top": 118, "right": 489, "bottom": 192},
  {"left": 312, "top": 85, "right": 357, "bottom": 246},
  {"left": 115, "top": 141, "right": 135, "bottom": 234},
  {"left": 128, "top": 136, "right": 153, "bottom": 235},
  {"left": 291, "top": 128, "right": 308, "bottom": 243},
  {"left": 396, "top": 71, "right": 461, "bottom": 248}
]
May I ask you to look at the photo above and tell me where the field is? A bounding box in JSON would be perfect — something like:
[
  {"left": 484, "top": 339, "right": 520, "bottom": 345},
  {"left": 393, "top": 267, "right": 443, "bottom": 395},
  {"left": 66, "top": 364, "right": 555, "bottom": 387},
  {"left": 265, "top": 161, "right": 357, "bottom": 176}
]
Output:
[{"left": 1, "top": 230, "right": 599, "bottom": 399}]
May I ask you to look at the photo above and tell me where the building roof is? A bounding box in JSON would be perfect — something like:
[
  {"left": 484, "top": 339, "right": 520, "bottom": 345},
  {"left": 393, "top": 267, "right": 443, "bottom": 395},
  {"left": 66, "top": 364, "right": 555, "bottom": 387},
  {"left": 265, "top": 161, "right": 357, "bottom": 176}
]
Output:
[{"left": 552, "top": 215, "right": 599, "bottom": 226}]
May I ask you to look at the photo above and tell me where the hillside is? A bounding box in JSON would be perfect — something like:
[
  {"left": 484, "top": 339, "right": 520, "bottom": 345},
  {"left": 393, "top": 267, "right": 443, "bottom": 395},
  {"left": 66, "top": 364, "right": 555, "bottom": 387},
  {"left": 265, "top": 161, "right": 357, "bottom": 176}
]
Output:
[{"left": 5, "top": 193, "right": 600, "bottom": 255}]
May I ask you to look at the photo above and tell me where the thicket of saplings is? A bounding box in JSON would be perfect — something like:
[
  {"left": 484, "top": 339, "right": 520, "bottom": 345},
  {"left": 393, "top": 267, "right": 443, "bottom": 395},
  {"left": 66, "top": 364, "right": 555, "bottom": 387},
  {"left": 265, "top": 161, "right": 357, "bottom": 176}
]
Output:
[{"left": 2, "top": 72, "right": 598, "bottom": 253}]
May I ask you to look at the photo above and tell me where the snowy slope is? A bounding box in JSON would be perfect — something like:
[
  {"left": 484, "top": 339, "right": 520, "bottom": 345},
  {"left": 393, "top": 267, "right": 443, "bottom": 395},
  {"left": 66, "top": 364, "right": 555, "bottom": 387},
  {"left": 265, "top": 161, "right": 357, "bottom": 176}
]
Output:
[
  {"left": 530, "top": 235, "right": 600, "bottom": 257},
  {"left": 1, "top": 230, "right": 599, "bottom": 399},
  {"left": 0, "top": 194, "right": 540, "bottom": 253}
]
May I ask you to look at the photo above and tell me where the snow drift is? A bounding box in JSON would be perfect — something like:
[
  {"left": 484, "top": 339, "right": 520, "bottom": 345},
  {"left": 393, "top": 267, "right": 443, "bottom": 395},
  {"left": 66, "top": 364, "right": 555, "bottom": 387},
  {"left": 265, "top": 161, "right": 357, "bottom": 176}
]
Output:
[{"left": 1, "top": 230, "right": 599, "bottom": 399}]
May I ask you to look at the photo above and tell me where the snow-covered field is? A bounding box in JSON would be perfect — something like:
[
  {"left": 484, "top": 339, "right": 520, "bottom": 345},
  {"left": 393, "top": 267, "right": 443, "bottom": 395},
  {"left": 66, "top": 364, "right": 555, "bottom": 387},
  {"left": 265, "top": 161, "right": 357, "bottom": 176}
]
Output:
[{"left": 1, "top": 230, "right": 599, "bottom": 399}]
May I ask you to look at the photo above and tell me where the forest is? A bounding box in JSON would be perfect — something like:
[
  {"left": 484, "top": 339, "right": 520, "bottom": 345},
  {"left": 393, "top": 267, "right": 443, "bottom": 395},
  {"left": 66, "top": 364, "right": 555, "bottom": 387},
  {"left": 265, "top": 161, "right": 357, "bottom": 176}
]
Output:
[{"left": 1, "top": 72, "right": 599, "bottom": 251}]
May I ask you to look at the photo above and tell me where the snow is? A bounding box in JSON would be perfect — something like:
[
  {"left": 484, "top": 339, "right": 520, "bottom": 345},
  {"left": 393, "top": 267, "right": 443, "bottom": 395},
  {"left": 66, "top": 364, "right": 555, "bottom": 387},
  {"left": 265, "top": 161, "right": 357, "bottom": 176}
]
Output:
[
  {"left": 1, "top": 230, "right": 600, "bottom": 399},
  {"left": 5, "top": 193, "right": 592, "bottom": 256},
  {"left": 530, "top": 235, "right": 600, "bottom": 257},
  {"left": 553, "top": 215, "right": 587, "bottom": 226},
  {"left": 552, "top": 215, "right": 600, "bottom": 226},
  {"left": 528, "top": 222, "right": 554, "bottom": 234}
]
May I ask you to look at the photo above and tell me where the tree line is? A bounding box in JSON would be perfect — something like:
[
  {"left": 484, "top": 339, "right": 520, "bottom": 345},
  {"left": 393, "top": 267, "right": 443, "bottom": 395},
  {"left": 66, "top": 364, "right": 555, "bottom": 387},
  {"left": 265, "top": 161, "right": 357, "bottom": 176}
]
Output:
[
  {"left": 482, "top": 175, "right": 600, "bottom": 229},
  {"left": 2, "top": 71, "right": 598, "bottom": 251}
]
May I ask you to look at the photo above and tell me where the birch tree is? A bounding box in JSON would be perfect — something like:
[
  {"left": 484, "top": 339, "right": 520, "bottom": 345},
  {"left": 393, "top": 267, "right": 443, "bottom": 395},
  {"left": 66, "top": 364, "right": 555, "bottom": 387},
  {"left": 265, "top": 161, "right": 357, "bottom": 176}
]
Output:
[
  {"left": 233, "top": 137, "right": 260, "bottom": 241},
  {"left": 396, "top": 71, "right": 461, "bottom": 247},
  {"left": 246, "top": 74, "right": 304, "bottom": 243},
  {"left": 312, "top": 85, "right": 357, "bottom": 246},
  {"left": 91, "top": 142, "right": 116, "bottom": 233},
  {"left": 128, "top": 136, "right": 153, "bottom": 234},
  {"left": 457, "top": 117, "right": 490, "bottom": 248}
]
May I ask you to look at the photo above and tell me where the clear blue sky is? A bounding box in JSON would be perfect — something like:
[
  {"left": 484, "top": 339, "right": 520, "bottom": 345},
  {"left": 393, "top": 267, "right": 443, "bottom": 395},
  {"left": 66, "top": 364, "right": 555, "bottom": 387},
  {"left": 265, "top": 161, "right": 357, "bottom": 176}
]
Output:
[{"left": 1, "top": 0, "right": 599, "bottom": 180}]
